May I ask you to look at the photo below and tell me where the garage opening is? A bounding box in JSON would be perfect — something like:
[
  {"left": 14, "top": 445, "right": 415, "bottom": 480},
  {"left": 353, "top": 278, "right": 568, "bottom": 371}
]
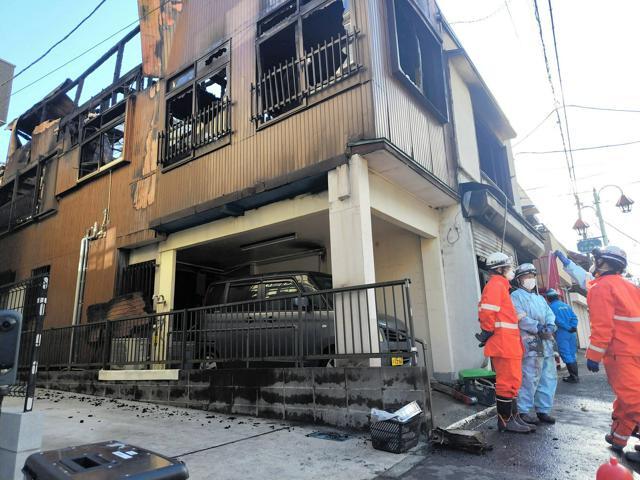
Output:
[{"left": 174, "top": 211, "right": 331, "bottom": 310}]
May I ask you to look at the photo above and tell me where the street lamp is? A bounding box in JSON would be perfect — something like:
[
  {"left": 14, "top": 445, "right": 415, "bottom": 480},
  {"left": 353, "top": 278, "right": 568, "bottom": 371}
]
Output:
[
  {"left": 573, "top": 185, "right": 634, "bottom": 246},
  {"left": 572, "top": 218, "right": 590, "bottom": 239},
  {"left": 616, "top": 194, "right": 634, "bottom": 214}
]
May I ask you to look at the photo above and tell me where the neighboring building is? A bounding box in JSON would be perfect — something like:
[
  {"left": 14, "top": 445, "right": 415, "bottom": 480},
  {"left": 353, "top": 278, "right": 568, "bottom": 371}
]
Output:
[
  {"left": 0, "top": 57, "right": 15, "bottom": 127},
  {"left": 0, "top": 0, "right": 544, "bottom": 380}
]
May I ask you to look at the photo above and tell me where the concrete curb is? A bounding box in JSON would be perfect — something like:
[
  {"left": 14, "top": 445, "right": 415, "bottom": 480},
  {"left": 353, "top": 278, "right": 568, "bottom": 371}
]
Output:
[{"left": 444, "top": 405, "right": 496, "bottom": 430}]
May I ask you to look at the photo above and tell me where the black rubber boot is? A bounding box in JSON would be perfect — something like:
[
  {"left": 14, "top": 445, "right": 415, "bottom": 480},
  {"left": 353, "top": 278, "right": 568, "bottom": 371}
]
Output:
[
  {"left": 537, "top": 412, "right": 556, "bottom": 424},
  {"left": 562, "top": 362, "right": 579, "bottom": 383},
  {"left": 496, "top": 396, "right": 530, "bottom": 433},
  {"left": 625, "top": 451, "right": 640, "bottom": 463},
  {"left": 605, "top": 433, "right": 624, "bottom": 453}
]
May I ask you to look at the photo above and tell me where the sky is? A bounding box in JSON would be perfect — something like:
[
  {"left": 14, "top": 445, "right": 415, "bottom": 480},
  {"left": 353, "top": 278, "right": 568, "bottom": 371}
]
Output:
[
  {"left": 0, "top": 0, "right": 638, "bottom": 274},
  {"left": 438, "top": 0, "right": 640, "bottom": 275}
]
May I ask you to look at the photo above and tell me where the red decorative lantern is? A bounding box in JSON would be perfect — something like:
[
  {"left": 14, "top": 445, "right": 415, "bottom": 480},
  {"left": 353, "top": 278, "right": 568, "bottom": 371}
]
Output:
[{"left": 596, "top": 457, "right": 634, "bottom": 480}]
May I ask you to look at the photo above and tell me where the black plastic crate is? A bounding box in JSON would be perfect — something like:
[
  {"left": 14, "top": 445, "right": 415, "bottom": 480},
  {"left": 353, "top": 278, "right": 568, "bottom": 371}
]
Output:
[{"left": 370, "top": 414, "right": 422, "bottom": 453}]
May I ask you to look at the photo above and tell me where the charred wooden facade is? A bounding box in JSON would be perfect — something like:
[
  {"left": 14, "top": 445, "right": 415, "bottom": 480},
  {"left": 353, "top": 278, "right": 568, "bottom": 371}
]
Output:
[{"left": 0, "top": 0, "right": 543, "bottom": 377}]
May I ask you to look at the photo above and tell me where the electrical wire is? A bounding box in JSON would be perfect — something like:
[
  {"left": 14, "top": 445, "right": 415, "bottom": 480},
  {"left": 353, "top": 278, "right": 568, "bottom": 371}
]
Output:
[
  {"left": 546, "top": 0, "right": 577, "bottom": 185},
  {"left": 514, "top": 104, "right": 640, "bottom": 147},
  {"left": 0, "top": 0, "right": 108, "bottom": 89},
  {"left": 604, "top": 221, "right": 640, "bottom": 246},
  {"left": 532, "top": 0, "right": 576, "bottom": 192},
  {"left": 450, "top": 1, "right": 510, "bottom": 25},
  {"left": 8, "top": 0, "right": 174, "bottom": 98},
  {"left": 516, "top": 138, "right": 640, "bottom": 155}
]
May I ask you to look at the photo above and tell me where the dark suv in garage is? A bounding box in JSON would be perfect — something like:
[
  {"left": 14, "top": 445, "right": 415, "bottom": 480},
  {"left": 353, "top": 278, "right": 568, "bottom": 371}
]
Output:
[{"left": 193, "top": 272, "right": 414, "bottom": 367}]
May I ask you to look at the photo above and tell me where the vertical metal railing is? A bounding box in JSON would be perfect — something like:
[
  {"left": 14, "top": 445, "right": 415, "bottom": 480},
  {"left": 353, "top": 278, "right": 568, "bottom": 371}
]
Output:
[
  {"left": 251, "top": 29, "right": 360, "bottom": 125},
  {"left": 158, "top": 96, "right": 232, "bottom": 168},
  {"left": 27, "top": 280, "right": 417, "bottom": 372}
]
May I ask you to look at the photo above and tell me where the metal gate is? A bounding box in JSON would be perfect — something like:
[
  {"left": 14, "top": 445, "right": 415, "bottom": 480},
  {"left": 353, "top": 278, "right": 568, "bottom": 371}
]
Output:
[{"left": 0, "top": 274, "right": 49, "bottom": 412}]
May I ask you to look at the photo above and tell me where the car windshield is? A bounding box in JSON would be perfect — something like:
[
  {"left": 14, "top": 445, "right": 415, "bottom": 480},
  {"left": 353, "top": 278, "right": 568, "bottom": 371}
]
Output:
[{"left": 309, "top": 274, "right": 332, "bottom": 291}]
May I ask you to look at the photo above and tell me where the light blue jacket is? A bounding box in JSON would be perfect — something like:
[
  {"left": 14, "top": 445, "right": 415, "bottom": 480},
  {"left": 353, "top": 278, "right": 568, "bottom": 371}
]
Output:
[
  {"left": 511, "top": 288, "right": 557, "bottom": 357},
  {"left": 563, "top": 260, "right": 593, "bottom": 290}
]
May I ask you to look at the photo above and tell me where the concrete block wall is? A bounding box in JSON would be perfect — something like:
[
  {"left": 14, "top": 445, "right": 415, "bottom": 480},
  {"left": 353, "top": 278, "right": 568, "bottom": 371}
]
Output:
[{"left": 35, "top": 367, "right": 432, "bottom": 431}]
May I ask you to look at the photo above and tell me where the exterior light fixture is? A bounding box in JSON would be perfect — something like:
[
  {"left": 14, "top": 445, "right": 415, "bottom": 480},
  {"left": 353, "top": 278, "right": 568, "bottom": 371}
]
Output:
[
  {"left": 572, "top": 218, "right": 589, "bottom": 238},
  {"left": 616, "top": 193, "right": 634, "bottom": 213},
  {"left": 240, "top": 233, "right": 297, "bottom": 251}
]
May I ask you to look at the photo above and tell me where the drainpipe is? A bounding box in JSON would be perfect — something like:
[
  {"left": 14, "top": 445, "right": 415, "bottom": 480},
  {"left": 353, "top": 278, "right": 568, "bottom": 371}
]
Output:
[{"left": 68, "top": 228, "right": 94, "bottom": 367}]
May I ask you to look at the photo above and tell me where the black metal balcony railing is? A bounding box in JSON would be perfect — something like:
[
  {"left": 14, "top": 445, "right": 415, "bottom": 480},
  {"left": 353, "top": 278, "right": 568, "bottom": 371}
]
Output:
[
  {"left": 158, "top": 97, "right": 232, "bottom": 168},
  {"left": 23, "top": 280, "right": 418, "bottom": 371},
  {"left": 251, "top": 30, "right": 360, "bottom": 125}
]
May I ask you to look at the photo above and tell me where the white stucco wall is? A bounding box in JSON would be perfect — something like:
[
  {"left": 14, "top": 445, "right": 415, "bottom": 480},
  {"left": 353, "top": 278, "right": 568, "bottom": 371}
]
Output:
[
  {"left": 438, "top": 205, "right": 485, "bottom": 377},
  {"left": 372, "top": 219, "right": 431, "bottom": 367}
]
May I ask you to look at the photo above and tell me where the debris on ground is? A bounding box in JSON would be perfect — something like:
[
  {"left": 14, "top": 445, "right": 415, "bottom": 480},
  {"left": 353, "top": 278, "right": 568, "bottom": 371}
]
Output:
[
  {"left": 431, "top": 427, "right": 493, "bottom": 454},
  {"left": 306, "top": 431, "right": 350, "bottom": 442}
]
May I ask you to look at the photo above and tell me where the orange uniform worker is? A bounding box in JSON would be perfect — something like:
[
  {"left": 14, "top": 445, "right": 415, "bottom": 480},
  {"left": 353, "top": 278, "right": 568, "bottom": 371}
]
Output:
[
  {"left": 584, "top": 246, "right": 640, "bottom": 463},
  {"left": 476, "top": 252, "right": 531, "bottom": 433}
]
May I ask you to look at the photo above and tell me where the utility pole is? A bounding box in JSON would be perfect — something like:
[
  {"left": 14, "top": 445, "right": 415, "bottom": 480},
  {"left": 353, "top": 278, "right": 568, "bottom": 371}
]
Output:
[{"left": 592, "top": 188, "right": 609, "bottom": 246}]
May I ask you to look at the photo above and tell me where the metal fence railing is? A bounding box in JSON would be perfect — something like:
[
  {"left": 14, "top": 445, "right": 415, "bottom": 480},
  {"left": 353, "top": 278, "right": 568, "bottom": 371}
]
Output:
[
  {"left": 1, "top": 275, "right": 49, "bottom": 411},
  {"left": 158, "top": 97, "right": 232, "bottom": 168},
  {"left": 26, "top": 280, "right": 417, "bottom": 371},
  {"left": 251, "top": 29, "right": 360, "bottom": 126}
]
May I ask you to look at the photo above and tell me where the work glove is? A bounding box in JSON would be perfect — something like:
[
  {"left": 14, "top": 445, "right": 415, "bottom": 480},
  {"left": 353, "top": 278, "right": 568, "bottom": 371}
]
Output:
[
  {"left": 587, "top": 359, "right": 600, "bottom": 373},
  {"left": 569, "top": 327, "right": 577, "bottom": 333},
  {"left": 553, "top": 250, "right": 571, "bottom": 267},
  {"left": 475, "top": 329, "right": 494, "bottom": 348}
]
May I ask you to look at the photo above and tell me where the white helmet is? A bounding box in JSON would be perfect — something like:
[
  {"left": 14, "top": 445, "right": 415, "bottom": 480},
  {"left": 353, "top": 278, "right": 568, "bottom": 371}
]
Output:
[
  {"left": 486, "top": 252, "right": 513, "bottom": 270},
  {"left": 593, "top": 245, "right": 627, "bottom": 272}
]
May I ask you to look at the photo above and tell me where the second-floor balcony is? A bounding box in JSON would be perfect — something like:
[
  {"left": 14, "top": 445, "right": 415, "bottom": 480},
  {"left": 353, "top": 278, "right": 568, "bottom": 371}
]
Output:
[
  {"left": 251, "top": 29, "right": 361, "bottom": 126},
  {"left": 158, "top": 97, "right": 232, "bottom": 169}
]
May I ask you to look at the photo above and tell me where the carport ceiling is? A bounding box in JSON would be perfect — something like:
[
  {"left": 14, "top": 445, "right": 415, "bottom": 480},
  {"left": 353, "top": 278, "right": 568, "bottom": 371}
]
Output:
[{"left": 177, "top": 212, "right": 330, "bottom": 270}]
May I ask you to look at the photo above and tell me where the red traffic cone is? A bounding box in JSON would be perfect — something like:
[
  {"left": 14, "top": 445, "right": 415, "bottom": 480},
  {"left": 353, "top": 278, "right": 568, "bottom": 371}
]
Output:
[{"left": 596, "top": 457, "right": 634, "bottom": 480}]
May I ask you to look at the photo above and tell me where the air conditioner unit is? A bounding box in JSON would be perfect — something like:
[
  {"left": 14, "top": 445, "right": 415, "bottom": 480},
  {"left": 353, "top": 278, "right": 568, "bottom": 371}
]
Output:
[{"left": 110, "top": 337, "right": 149, "bottom": 370}]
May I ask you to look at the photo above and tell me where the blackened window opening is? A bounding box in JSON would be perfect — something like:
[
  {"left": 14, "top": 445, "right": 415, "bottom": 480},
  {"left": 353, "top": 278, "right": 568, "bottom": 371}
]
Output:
[
  {"left": 79, "top": 102, "right": 126, "bottom": 179},
  {"left": 388, "top": 0, "right": 448, "bottom": 123},
  {"left": 475, "top": 118, "right": 514, "bottom": 203},
  {"left": 160, "top": 43, "right": 231, "bottom": 168},
  {"left": 254, "top": 0, "right": 357, "bottom": 124}
]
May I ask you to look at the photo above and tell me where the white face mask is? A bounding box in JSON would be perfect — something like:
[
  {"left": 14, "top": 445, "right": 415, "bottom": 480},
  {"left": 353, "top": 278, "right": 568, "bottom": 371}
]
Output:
[
  {"left": 505, "top": 269, "right": 515, "bottom": 281},
  {"left": 522, "top": 278, "right": 537, "bottom": 291}
]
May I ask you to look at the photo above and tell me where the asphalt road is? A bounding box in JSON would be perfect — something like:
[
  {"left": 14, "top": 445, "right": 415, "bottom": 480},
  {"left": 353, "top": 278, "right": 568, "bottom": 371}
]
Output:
[{"left": 389, "top": 359, "right": 640, "bottom": 480}]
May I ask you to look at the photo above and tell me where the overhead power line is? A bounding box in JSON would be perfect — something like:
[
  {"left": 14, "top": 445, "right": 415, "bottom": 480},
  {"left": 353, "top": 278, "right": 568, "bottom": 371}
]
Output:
[
  {"left": 0, "top": 0, "right": 108, "bottom": 89},
  {"left": 514, "top": 104, "right": 640, "bottom": 147},
  {"left": 546, "top": 0, "right": 577, "bottom": 185},
  {"left": 450, "top": 1, "right": 511, "bottom": 24},
  {"left": 516, "top": 138, "right": 640, "bottom": 155},
  {"left": 532, "top": 0, "right": 576, "bottom": 192},
  {"left": 605, "top": 221, "right": 640, "bottom": 246},
  {"left": 8, "top": 0, "right": 174, "bottom": 99}
]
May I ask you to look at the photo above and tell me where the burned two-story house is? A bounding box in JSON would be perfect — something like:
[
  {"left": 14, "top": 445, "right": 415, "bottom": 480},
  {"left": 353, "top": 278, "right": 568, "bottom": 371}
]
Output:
[{"left": 0, "top": 0, "right": 544, "bottom": 390}]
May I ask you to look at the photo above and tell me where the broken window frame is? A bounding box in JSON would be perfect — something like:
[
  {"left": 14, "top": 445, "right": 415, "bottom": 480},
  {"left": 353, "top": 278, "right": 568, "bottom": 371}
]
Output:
[
  {"left": 0, "top": 155, "right": 53, "bottom": 234},
  {"left": 78, "top": 101, "right": 127, "bottom": 180},
  {"left": 159, "top": 42, "right": 232, "bottom": 170},
  {"left": 475, "top": 117, "right": 514, "bottom": 203},
  {"left": 386, "top": 0, "right": 449, "bottom": 124},
  {"left": 252, "top": 0, "right": 360, "bottom": 126}
]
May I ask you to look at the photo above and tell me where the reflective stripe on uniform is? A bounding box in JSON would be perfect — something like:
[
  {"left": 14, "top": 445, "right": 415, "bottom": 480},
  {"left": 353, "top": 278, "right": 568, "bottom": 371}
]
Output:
[
  {"left": 480, "top": 304, "right": 501, "bottom": 312},
  {"left": 495, "top": 322, "right": 519, "bottom": 330},
  {"left": 613, "top": 315, "right": 640, "bottom": 323},
  {"left": 613, "top": 432, "right": 630, "bottom": 440},
  {"left": 588, "top": 344, "right": 606, "bottom": 353}
]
